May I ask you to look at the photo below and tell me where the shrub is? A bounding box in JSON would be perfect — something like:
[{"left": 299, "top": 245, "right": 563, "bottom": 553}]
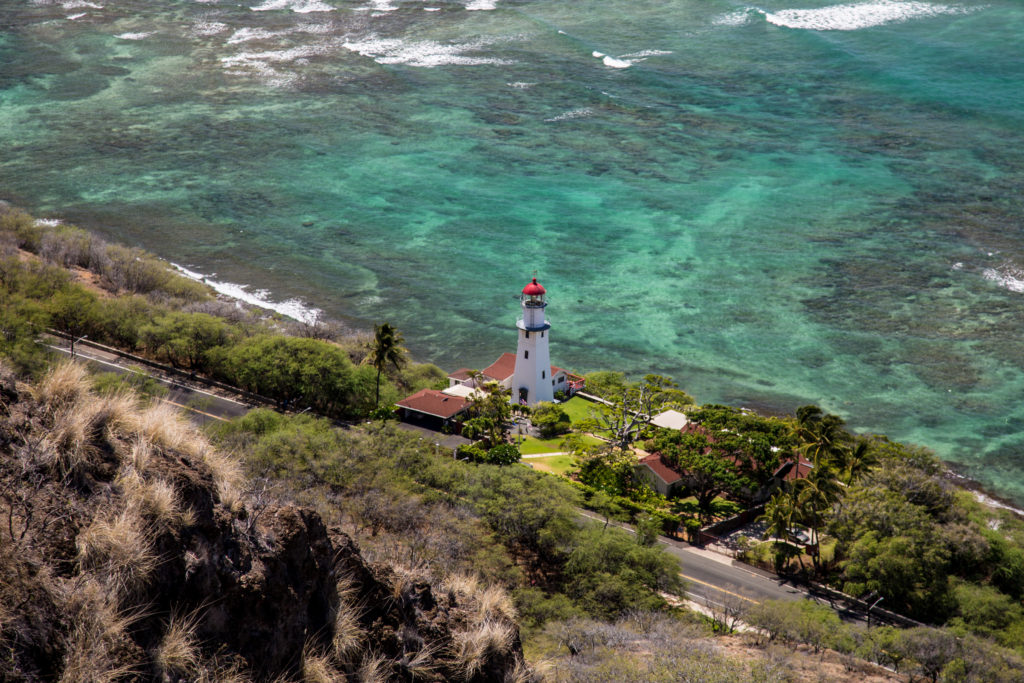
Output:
[{"left": 531, "top": 402, "right": 571, "bottom": 439}]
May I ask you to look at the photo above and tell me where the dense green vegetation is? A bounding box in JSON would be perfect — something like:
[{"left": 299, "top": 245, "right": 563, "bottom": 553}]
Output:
[
  {"left": 208, "top": 411, "right": 684, "bottom": 630},
  {"left": 0, "top": 206, "right": 444, "bottom": 417}
]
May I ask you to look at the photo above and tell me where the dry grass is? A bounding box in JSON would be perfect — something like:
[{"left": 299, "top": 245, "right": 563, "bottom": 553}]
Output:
[
  {"left": 127, "top": 401, "right": 245, "bottom": 508},
  {"left": 123, "top": 438, "right": 152, "bottom": 473},
  {"left": 443, "top": 573, "right": 480, "bottom": 602},
  {"left": 200, "top": 446, "right": 245, "bottom": 510},
  {"left": 154, "top": 611, "right": 202, "bottom": 678},
  {"left": 477, "top": 584, "right": 517, "bottom": 623},
  {"left": 302, "top": 645, "right": 343, "bottom": 683},
  {"left": 128, "top": 401, "right": 198, "bottom": 454},
  {"left": 443, "top": 573, "right": 516, "bottom": 623},
  {"left": 400, "top": 643, "right": 439, "bottom": 680},
  {"left": 116, "top": 469, "right": 182, "bottom": 527},
  {"left": 36, "top": 361, "right": 92, "bottom": 410},
  {"left": 76, "top": 505, "right": 156, "bottom": 596},
  {"left": 45, "top": 403, "right": 101, "bottom": 477},
  {"left": 356, "top": 652, "right": 389, "bottom": 683},
  {"left": 504, "top": 658, "right": 538, "bottom": 683},
  {"left": 59, "top": 577, "right": 145, "bottom": 683},
  {"left": 44, "top": 391, "right": 138, "bottom": 478},
  {"left": 331, "top": 576, "right": 365, "bottom": 664},
  {"left": 453, "top": 619, "right": 515, "bottom": 680}
]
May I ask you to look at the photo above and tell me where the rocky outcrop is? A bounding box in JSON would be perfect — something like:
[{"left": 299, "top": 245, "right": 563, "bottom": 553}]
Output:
[{"left": 0, "top": 362, "right": 528, "bottom": 682}]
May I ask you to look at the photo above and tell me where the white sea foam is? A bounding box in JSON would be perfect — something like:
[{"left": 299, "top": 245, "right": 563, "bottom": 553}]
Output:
[
  {"left": 602, "top": 55, "right": 633, "bottom": 68},
  {"left": 192, "top": 21, "right": 229, "bottom": 36},
  {"left": 67, "top": 12, "right": 87, "bottom": 19},
  {"left": 61, "top": 1, "right": 102, "bottom": 8},
  {"left": 251, "top": 0, "right": 334, "bottom": 13},
  {"left": 343, "top": 36, "right": 514, "bottom": 67},
  {"left": 507, "top": 81, "right": 535, "bottom": 89},
  {"left": 465, "top": 0, "right": 497, "bottom": 10},
  {"left": 34, "top": 218, "right": 63, "bottom": 227},
  {"left": 352, "top": 0, "right": 397, "bottom": 11},
  {"left": 713, "top": 8, "right": 754, "bottom": 26},
  {"left": 591, "top": 51, "right": 605, "bottom": 58},
  {"left": 117, "top": 31, "right": 154, "bottom": 40},
  {"left": 620, "top": 49, "right": 672, "bottom": 58},
  {"left": 172, "top": 264, "right": 323, "bottom": 324},
  {"left": 983, "top": 263, "right": 1024, "bottom": 293},
  {"left": 227, "top": 27, "right": 284, "bottom": 44},
  {"left": 975, "top": 492, "right": 1024, "bottom": 517},
  {"left": 545, "top": 107, "right": 593, "bottom": 122},
  {"left": 221, "top": 44, "right": 331, "bottom": 86},
  {"left": 424, "top": 6, "right": 441, "bottom": 10},
  {"left": 763, "top": 1, "right": 972, "bottom": 31}
]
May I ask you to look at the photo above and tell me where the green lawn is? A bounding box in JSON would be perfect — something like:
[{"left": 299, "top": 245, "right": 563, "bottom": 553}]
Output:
[
  {"left": 517, "top": 432, "right": 603, "bottom": 455},
  {"left": 525, "top": 454, "right": 578, "bottom": 476},
  {"left": 559, "top": 395, "right": 601, "bottom": 425}
]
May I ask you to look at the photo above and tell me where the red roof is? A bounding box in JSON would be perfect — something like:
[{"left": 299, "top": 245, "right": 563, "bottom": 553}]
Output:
[
  {"left": 482, "top": 352, "right": 516, "bottom": 382},
  {"left": 638, "top": 454, "right": 682, "bottom": 485},
  {"left": 448, "top": 368, "right": 474, "bottom": 381},
  {"left": 396, "top": 389, "right": 469, "bottom": 419},
  {"left": 522, "top": 278, "right": 546, "bottom": 296}
]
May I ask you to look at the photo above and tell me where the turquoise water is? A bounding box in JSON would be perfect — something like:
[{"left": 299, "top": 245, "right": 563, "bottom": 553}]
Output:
[{"left": 3, "top": 0, "right": 1024, "bottom": 501}]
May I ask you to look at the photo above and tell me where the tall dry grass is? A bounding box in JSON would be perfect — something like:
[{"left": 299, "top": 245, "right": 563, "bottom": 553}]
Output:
[
  {"left": 76, "top": 505, "right": 156, "bottom": 597},
  {"left": 453, "top": 619, "right": 516, "bottom": 681},
  {"left": 127, "top": 401, "right": 245, "bottom": 508},
  {"left": 331, "top": 575, "right": 366, "bottom": 664},
  {"left": 302, "top": 645, "right": 343, "bottom": 683},
  {"left": 35, "top": 361, "right": 92, "bottom": 411},
  {"left": 153, "top": 611, "right": 202, "bottom": 679},
  {"left": 59, "top": 576, "right": 145, "bottom": 683},
  {"left": 115, "top": 468, "right": 183, "bottom": 528}
]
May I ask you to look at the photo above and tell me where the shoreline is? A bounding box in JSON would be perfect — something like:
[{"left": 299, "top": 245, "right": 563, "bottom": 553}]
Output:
[
  {"left": 15, "top": 210, "right": 1024, "bottom": 518},
  {"left": 172, "top": 259, "right": 1024, "bottom": 519}
]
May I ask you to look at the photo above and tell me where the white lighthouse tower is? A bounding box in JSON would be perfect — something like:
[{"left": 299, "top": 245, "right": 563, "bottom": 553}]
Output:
[{"left": 512, "top": 276, "right": 554, "bottom": 405}]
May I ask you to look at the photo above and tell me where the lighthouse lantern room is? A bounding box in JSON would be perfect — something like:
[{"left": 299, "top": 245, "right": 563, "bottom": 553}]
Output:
[{"left": 512, "top": 277, "right": 554, "bottom": 405}]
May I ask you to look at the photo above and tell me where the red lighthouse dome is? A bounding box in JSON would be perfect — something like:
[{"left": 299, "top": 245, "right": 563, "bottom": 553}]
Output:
[{"left": 522, "top": 278, "right": 546, "bottom": 296}]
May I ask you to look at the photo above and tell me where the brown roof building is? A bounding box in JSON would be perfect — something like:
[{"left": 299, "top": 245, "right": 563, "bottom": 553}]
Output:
[{"left": 396, "top": 388, "right": 470, "bottom": 424}]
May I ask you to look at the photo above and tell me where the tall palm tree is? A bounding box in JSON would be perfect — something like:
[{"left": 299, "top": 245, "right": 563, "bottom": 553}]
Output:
[
  {"left": 369, "top": 323, "right": 406, "bottom": 408},
  {"left": 795, "top": 406, "right": 847, "bottom": 465},
  {"left": 760, "top": 490, "right": 800, "bottom": 572}
]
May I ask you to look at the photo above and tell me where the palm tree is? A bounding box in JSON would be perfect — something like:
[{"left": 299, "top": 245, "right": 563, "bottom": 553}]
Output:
[
  {"left": 368, "top": 323, "right": 406, "bottom": 408},
  {"left": 760, "top": 490, "right": 800, "bottom": 572},
  {"left": 794, "top": 406, "right": 848, "bottom": 466}
]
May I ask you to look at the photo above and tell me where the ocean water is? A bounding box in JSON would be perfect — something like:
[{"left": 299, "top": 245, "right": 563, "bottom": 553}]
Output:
[{"left": 3, "top": 0, "right": 1024, "bottom": 501}]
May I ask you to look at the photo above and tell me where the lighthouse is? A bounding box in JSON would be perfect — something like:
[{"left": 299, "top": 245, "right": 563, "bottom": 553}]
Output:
[{"left": 511, "top": 277, "right": 554, "bottom": 405}]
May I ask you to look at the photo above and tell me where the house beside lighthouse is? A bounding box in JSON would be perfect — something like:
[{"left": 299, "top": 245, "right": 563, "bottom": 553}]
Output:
[
  {"left": 396, "top": 276, "right": 584, "bottom": 427},
  {"left": 445, "top": 276, "right": 584, "bottom": 405}
]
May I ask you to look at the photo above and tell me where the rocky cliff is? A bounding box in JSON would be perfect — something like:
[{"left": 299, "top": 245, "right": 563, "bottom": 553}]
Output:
[{"left": 0, "top": 362, "right": 529, "bottom": 682}]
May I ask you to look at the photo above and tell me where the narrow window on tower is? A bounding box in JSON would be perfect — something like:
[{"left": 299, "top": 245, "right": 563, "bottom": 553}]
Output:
[
  {"left": 542, "top": 370, "right": 546, "bottom": 379},
  {"left": 524, "top": 350, "right": 529, "bottom": 359},
  {"left": 525, "top": 331, "right": 529, "bottom": 339}
]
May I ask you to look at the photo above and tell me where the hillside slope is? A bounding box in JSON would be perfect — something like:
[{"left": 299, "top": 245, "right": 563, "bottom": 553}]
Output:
[{"left": 0, "top": 362, "right": 529, "bottom": 682}]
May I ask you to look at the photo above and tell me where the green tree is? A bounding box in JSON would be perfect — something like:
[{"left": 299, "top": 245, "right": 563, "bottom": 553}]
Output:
[
  {"left": 531, "top": 401, "right": 571, "bottom": 438},
  {"left": 760, "top": 490, "right": 801, "bottom": 572},
  {"left": 139, "top": 311, "right": 229, "bottom": 370},
  {"left": 367, "top": 322, "right": 406, "bottom": 408},
  {"left": 562, "top": 525, "right": 683, "bottom": 619},
  {"left": 485, "top": 442, "right": 521, "bottom": 466},
  {"left": 48, "top": 287, "right": 100, "bottom": 354},
  {"left": 211, "top": 335, "right": 376, "bottom": 417},
  {"left": 464, "top": 381, "right": 512, "bottom": 447}
]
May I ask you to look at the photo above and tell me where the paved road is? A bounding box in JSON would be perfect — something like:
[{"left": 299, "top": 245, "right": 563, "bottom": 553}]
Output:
[
  {"left": 577, "top": 509, "right": 807, "bottom": 609},
  {"left": 45, "top": 339, "right": 251, "bottom": 426}
]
